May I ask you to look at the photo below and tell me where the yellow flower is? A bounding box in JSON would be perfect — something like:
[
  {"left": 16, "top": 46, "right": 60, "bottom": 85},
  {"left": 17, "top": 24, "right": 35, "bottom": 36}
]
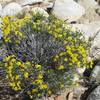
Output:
[
  {"left": 10, "top": 82, "right": 16, "bottom": 88},
  {"left": 67, "top": 37, "right": 72, "bottom": 40},
  {"left": 24, "top": 72, "right": 29, "bottom": 78},
  {"left": 27, "top": 91, "right": 31, "bottom": 95},
  {"left": 25, "top": 61, "right": 31, "bottom": 65},
  {"left": 9, "top": 61, "right": 13, "bottom": 66},
  {"left": 38, "top": 93, "right": 41, "bottom": 97},
  {"left": 69, "top": 63, "right": 73, "bottom": 67},
  {"left": 5, "top": 63, "right": 8, "bottom": 67},
  {"left": 38, "top": 74, "right": 43, "bottom": 79},
  {"left": 63, "top": 32, "right": 67, "bottom": 36},
  {"left": 11, "top": 58, "right": 16, "bottom": 62},
  {"left": 40, "top": 84, "right": 48, "bottom": 90},
  {"left": 5, "top": 56, "right": 11, "bottom": 61},
  {"left": 47, "top": 25, "right": 50, "bottom": 30},
  {"left": 3, "top": 26, "right": 10, "bottom": 35},
  {"left": 33, "top": 24, "right": 36, "bottom": 29},
  {"left": 55, "top": 55, "right": 59, "bottom": 59},
  {"left": 89, "top": 60, "right": 93, "bottom": 68},
  {"left": 32, "top": 88, "right": 38, "bottom": 93},
  {"left": 29, "top": 95, "right": 33, "bottom": 99},
  {"left": 11, "top": 76, "right": 14, "bottom": 81},
  {"left": 64, "top": 58, "right": 68, "bottom": 62},
  {"left": 15, "top": 31, "right": 23, "bottom": 37},
  {"left": 77, "top": 62, "right": 81, "bottom": 68},
  {"left": 65, "top": 46, "right": 71, "bottom": 50},
  {"left": 58, "top": 65, "right": 64, "bottom": 70},
  {"left": 47, "top": 90, "right": 52, "bottom": 95},
  {"left": 72, "top": 57, "right": 77, "bottom": 63},
  {"left": 14, "top": 86, "right": 19, "bottom": 91},
  {"left": 2, "top": 16, "right": 10, "bottom": 24},
  {"left": 60, "top": 84, "right": 64, "bottom": 88},
  {"left": 54, "top": 58, "right": 57, "bottom": 62},
  {"left": 58, "top": 34, "right": 63, "bottom": 38},
  {"left": 15, "top": 75, "right": 20, "bottom": 80},
  {"left": 59, "top": 52, "right": 65, "bottom": 56},
  {"left": 35, "top": 79, "right": 43, "bottom": 84},
  {"left": 4, "top": 38, "right": 11, "bottom": 43},
  {"left": 17, "top": 81, "right": 21, "bottom": 88},
  {"left": 35, "top": 64, "right": 42, "bottom": 69},
  {"left": 83, "top": 58, "right": 86, "bottom": 64},
  {"left": 17, "top": 61, "right": 21, "bottom": 66}
]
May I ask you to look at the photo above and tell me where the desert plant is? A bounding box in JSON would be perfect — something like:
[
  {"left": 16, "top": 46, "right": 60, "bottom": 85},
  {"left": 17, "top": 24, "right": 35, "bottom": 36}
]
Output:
[{"left": 1, "top": 13, "right": 92, "bottom": 99}]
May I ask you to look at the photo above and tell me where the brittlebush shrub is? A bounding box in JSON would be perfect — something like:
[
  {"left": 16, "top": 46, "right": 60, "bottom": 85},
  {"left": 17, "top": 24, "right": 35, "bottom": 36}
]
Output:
[{"left": 1, "top": 13, "right": 92, "bottom": 99}]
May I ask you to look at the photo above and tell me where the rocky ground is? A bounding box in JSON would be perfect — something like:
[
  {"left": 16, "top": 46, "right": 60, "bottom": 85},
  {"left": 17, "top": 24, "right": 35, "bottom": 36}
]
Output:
[{"left": 0, "top": 0, "right": 100, "bottom": 100}]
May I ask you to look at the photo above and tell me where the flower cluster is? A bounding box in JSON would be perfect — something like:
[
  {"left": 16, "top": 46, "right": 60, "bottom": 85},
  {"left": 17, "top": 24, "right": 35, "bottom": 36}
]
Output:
[
  {"left": 1, "top": 13, "right": 93, "bottom": 99},
  {"left": 3, "top": 55, "right": 49, "bottom": 98},
  {"left": 2, "top": 16, "right": 29, "bottom": 42}
]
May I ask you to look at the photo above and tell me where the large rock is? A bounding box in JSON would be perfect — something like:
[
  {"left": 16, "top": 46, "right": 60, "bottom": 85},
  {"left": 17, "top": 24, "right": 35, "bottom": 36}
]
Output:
[
  {"left": 78, "top": 0, "right": 98, "bottom": 9},
  {"left": 0, "top": 32, "right": 2, "bottom": 39},
  {"left": 71, "top": 21, "right": 100, "bottom": 40},
  {"left": 77, "top": 8, "right": 100, "bottom": 23},
  {"left": 15, "top": 0, "right": 43, "bottom": 6},
  {"left": 52, "top": 0, "right": 85, "bottom": 22},
  {"left": 90, "top": 62, "right": 100, "bottom": 83},
  {"left": 90, "top": 30, "right": 100, "bottom": 60},
  {"left": 77, "top": 0, "right": 100, "bottom": 23},
  {"left": 0, "top": 4, "right": 2, "bottom": 17},
  {"left": 87, "top": 85, "right": 100, "bottom": 100},
  {"left": 0, "top": 0, "right": 13, "bottom": 5},
  {"left": 1, "top": 2, "right": 22, "bottom": 17}
]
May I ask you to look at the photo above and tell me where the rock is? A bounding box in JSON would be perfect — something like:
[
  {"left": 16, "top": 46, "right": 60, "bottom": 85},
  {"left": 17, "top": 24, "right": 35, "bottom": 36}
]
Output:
[
  {"left": 78, "top": 0, "right": 98, "bottom": 9},
  {"left": 71, "top": 21, "right": 100, "bottom": 40},
  {"left": 73, "top": 86, "right": 87, "bottom": 100},
  {"left": 77, "top": 0, "right": 99, "bottom": 23},
  {"left": 76, "top": 67, "right": 86, "bottom": 76},
  {"left": 97, "top": 0, "right": 100, "bottom": 5},
  {"left": 22, "top": 5, "right": 31, "bottom": 13},
  {"left": 90, "top": 31, "right": 100, "bottom": 60},
  {"left": 71, "top": 24, "right": 91, "bottom": 39},
  {"left": 0, "top": 4, "right": 2, "bottom": 17},
  {"left": 15, "top": 0, "right": 43, "bottom": 6},
  {"left": 77, "top": 8, "right": 100, "bottom": 23},
  {"left": 30, "top": 1, "right": 54, "bottom": 10},
  {"left": 0, "top": 0, "right": 13, "bottom": 5},
  {"left": 74, "top": 0, "right": 79, "bottom": 2},
  {"left": 96, "top": 7, "right": 100, "bottom": 16},
  {"left": 0, "top": 0, "right": 12, "bottom": 2},
  {"left": 44, "top": 0, "right": 54, "bottom": 2},
  {"left": 40, "top": 2, "right": 53, "bottom": 10},
  {"left": 52, "top": 0, "right": 85, "bottom": 22},
  {"left": 67, "top": 92, "right": 73, "bottom": 100},
  {"left": 0, "top": 31, "right": 2, "bottom": 39},
  {"left": 87, "top": 85, "right": 100, "bottom": 100},
  {"left": 90, "top": 62, "right": 100, "bottom": 83},
  {"left": 31, "top": 7, "right": 49, "bottom": 17},
  {"left": 1, "top": 2, "right": 22, "bottom": 17}
]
